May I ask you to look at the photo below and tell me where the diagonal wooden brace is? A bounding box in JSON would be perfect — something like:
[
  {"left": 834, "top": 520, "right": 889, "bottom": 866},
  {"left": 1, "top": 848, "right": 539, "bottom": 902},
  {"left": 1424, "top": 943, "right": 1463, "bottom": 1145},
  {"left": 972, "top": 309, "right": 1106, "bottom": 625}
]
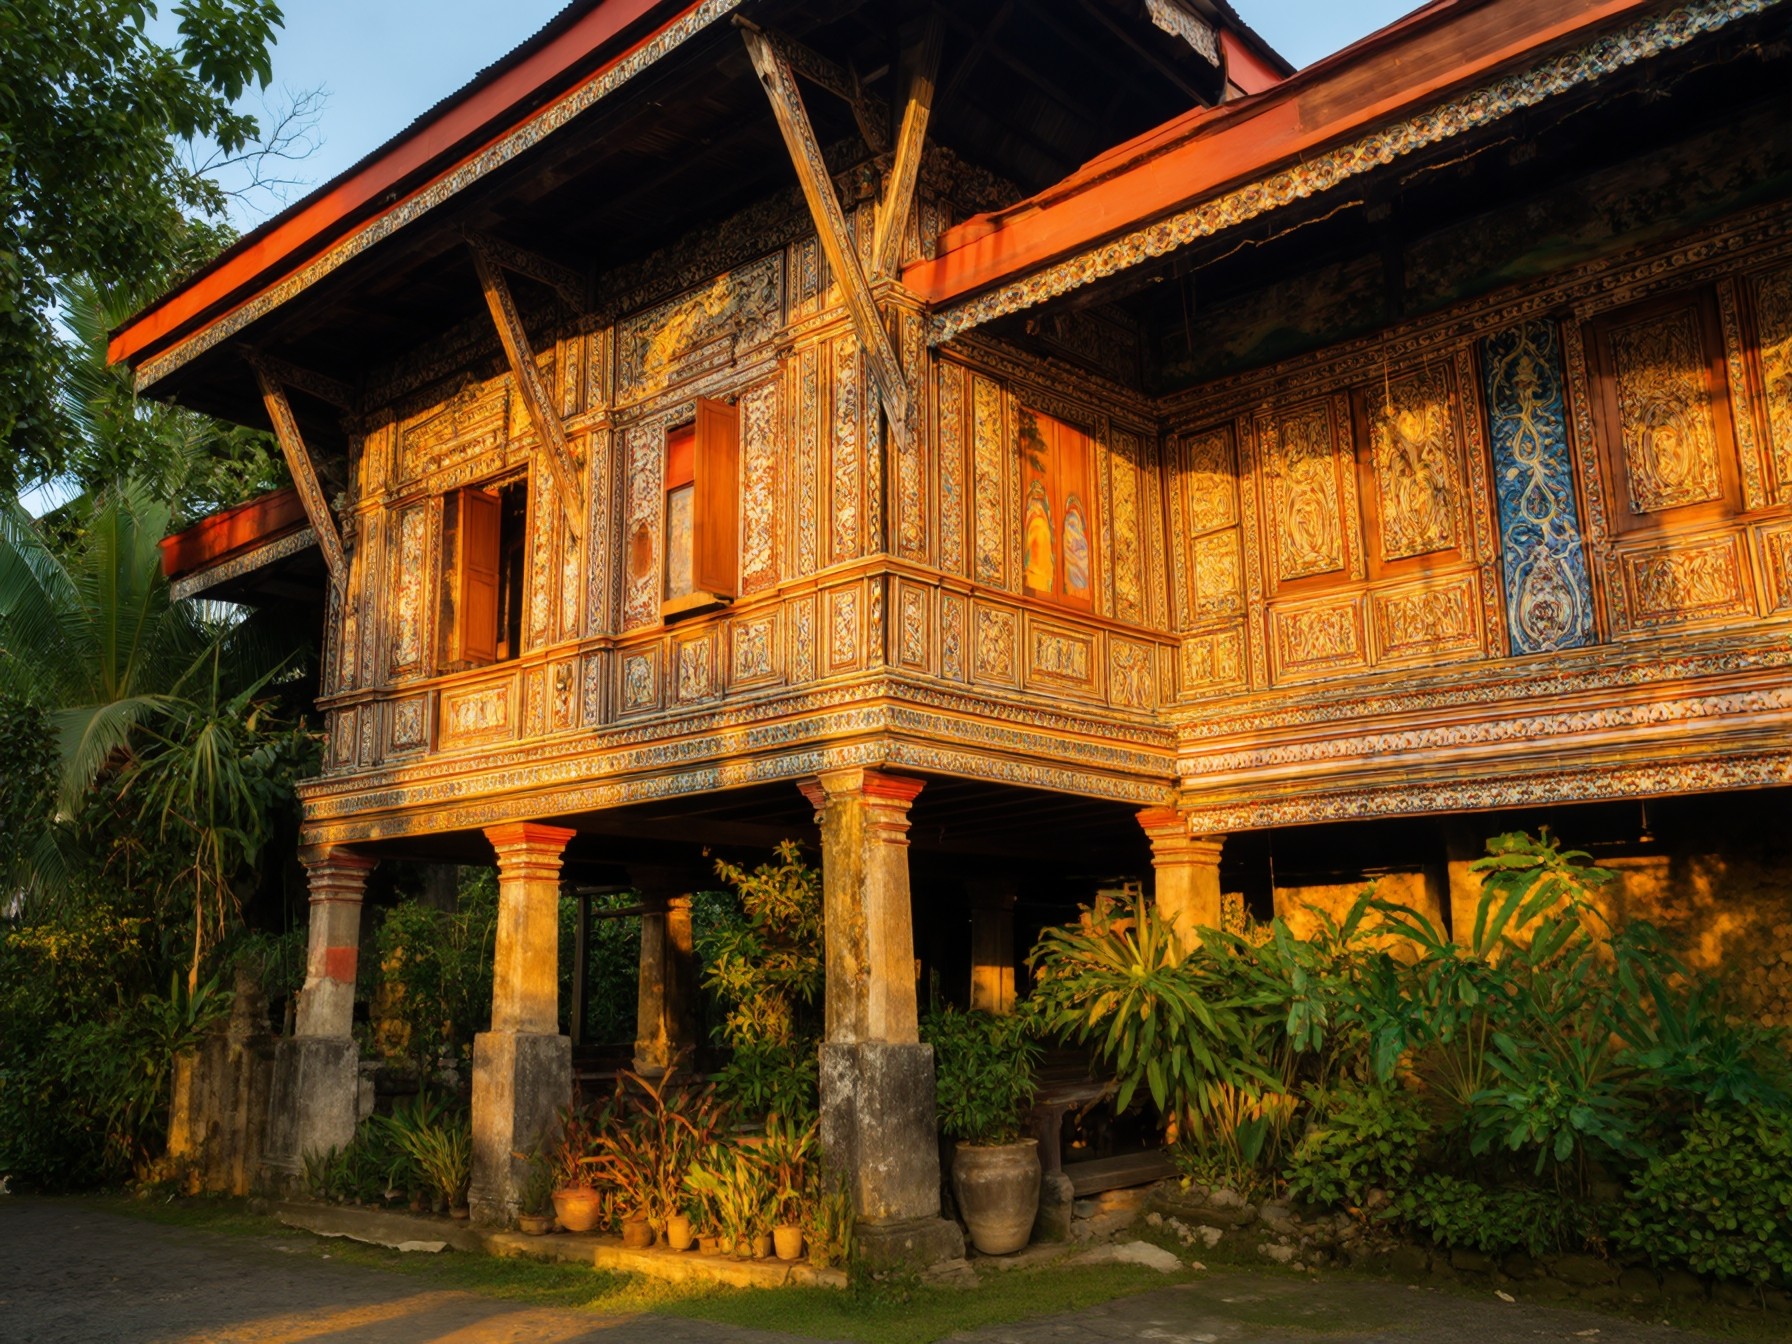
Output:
[
  {"left": 465, "top": 229, "right": 587, "bottom": 310},
  {"left": 742, "top": 24, "right": 913, "bottom": 455},
  {"left": 470, "top": 236, "right": 585, "bottom": 540},
  {"left": 757, "top": 26, "right": 890, "bottom": 155},
  {"left": 250, "top": 357, "right": 347, "bottom": 587},
  {"left": 871, "top": 14, "right": 943, "bottom": 282}
]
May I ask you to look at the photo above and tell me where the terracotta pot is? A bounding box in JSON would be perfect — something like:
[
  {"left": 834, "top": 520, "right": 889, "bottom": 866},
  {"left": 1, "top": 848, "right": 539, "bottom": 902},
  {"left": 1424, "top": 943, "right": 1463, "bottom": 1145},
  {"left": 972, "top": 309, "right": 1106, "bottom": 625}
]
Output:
[
  {"left": 621, "top": 1216, "right": 655, "bottom": 1249},
  {"left": 699, "top": 1233, "right": 724, "bottom": 1254},
  {"left": 752, "top": 1230, "right": 773, "bottom": 1260},
  {"left": 666, "top": 1214, "right": 695, "bottom": 1251},
  {"left": 518, "top": 1213, "right": 555, "bottom": 1236},
  {"left": 449, "top": 1204, "right": 470, "bottom": 1221},
  {"left": 551, "top": 1187, "right": 604, "bottom": 1234},
  {"left": 773, "top": 1225, "right": 804, "bottom": 1261},
  {"left": 951, "top": 1138, "right": 1041, "bottom": 1256}
]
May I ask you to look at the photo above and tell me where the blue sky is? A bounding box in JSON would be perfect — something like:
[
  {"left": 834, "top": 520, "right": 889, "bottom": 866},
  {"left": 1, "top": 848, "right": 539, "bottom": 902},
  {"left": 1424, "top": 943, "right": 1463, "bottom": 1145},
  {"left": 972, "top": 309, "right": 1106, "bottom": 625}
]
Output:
[{"left": 223, "top": 1, "right": 1420, "bottom": 225}]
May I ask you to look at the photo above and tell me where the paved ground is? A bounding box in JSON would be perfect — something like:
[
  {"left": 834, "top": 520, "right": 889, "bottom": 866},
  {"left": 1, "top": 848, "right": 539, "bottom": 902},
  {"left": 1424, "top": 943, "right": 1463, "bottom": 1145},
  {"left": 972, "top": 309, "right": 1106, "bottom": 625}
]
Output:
[{"left": 0, "top": 1198, "right": 1739, "bottom": 1344}]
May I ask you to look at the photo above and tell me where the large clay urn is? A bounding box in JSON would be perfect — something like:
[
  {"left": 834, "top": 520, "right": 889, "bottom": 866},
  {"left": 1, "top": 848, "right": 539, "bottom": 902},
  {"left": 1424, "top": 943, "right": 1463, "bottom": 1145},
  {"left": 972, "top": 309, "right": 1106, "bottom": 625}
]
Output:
[{"left": 951, "top": 1138, "right": 1041, "bottom": 1255}]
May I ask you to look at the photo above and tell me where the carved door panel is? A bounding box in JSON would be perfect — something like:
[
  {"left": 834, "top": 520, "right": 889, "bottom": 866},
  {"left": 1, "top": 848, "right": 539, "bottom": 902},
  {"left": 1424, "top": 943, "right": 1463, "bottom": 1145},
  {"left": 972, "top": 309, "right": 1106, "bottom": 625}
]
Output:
[
  {"left": 1586, "top": 291, "right": 1744, "bottom": 535},
  {"left": 1254, "top": 394, "right": 1361, "bottom": 596},
  {"left": 1352, "top": 361, "right": 1472, "bottom": 578}
]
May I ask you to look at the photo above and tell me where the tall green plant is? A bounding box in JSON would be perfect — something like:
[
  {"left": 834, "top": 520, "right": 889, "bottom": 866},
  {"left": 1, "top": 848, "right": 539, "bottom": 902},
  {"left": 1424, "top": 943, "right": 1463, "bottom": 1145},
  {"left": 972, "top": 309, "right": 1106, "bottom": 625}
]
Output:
[{"left": 922, "top": 1006, "right": 1041, "bottom": 1146}]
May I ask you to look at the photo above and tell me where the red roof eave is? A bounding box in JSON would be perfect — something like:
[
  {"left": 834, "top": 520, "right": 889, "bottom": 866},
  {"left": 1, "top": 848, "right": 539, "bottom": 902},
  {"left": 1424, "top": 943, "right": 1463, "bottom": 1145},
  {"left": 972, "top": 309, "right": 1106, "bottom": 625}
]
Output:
[
  {"left": 159, "top": 487, "right": 310, "bottom": 581},
  {"left": 902, "top": 0, "right": 1656, "bottom": 310},
  {"left": 108, "top": 0, "right": 694, "bottom": 374}
]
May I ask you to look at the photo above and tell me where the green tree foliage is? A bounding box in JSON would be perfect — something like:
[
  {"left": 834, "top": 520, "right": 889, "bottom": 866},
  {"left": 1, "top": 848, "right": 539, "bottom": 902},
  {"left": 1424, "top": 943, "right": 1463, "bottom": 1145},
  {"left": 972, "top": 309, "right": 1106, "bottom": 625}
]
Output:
[{"left": 0, "top": 0, "right": 285, "bottom": 491}]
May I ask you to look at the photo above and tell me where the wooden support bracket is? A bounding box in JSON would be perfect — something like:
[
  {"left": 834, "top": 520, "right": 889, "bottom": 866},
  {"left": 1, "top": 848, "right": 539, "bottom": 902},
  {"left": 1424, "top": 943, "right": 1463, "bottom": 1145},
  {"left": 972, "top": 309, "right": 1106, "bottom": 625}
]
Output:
[
  {"left": 249, "top": 357, "right": 348, "bottom": 586},
  {"left": 249, "top": 352, "right": 356, "bottom": 413},
  {"left": 465, "top": 229, "right": 587, "bottom": 310},
  {"left": 742, "top": 23, "right": 913, "bottom": 453},
  {"left": 753, "top": 25, "right": 890, "bottom": 155},
  {"left": 871, "top": 14, "right": 943, "bottom": 281},
  {"left": 469, "top": 236, "right": 585, "bottom": 540}
]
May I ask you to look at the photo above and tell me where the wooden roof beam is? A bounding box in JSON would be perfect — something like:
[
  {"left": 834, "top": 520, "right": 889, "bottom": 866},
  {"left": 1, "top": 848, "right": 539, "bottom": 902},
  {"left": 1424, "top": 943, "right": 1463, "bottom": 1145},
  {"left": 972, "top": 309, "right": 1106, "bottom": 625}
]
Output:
[
  {"left": 247, "top": 351, "right": 356, "bottom": 413},
  {"left": 248, "top": 356, "right": 347, "bottom": 587},
  {"left": 740, "top": 19, "right": 913, "bottom": 454},
  {"left": 756, "top": 24, "right": 889, "bottom": 154},
  {"left": 469, "top": 235, "right": 585, "bottom": 539},
  {"left": 464, "top": 228, "right": 588, "bottom": 309},
  {"left": 871, "top": 13, "right": 943, "bottom": 281}
]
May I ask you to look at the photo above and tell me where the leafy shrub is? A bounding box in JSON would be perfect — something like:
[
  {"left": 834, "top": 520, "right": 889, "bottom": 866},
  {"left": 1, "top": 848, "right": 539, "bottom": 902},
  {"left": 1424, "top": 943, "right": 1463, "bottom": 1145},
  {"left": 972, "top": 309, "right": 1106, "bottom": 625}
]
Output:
[
  {"left": 1284, "top": 1080, "right": 1429, "bottom": 1209},
  {"left": 372, "top": 877, "right": 497, "bottom": 1072},
  {"left": 378, "top": 1091, "right": 471, "bottom": 1211},
  {"left": 922, "top": 1006, "right": 1041, "bottom": 1145},
  {"left": 1613, "top": 1108, "right": 1792, "bottom": 1286},
  {"left": 1395, "top": 1173, "right": 1585, "bottom": 1258}
]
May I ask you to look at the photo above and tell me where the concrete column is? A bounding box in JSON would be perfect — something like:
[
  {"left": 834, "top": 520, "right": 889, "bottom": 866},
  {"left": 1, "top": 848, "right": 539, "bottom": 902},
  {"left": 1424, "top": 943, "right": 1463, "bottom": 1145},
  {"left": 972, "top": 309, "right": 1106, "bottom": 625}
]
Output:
[
  {"left": 263, "top": 846, "right": 375, "bottom": 1182},
  {"left": 798, "top": 769, "right": 964, "bottom": 1269},
  {"left": 967, "top": 884, "right": 1017, "bottom": 1015},
  {"left": 633, "top": 893, "right": 700, "bottom": 1076},
  {"left": 1137, "top": 808, "right": 1224, "bottom": 958},
  {"left": 470, "top": 822, "right": 575, "bottom": 1227}
]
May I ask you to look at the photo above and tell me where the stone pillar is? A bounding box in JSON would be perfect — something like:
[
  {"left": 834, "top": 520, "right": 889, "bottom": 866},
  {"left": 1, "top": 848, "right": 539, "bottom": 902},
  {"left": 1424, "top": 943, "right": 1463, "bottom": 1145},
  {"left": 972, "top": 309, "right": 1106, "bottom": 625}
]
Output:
[
  {"left": 470, "top": 823, "right": 575, "bottom": 1227},
  {"left": 1137, "top": 808, "right": 1224, "bottom": 958},
  {"left": 635, "top": 893, "right": 699, "bottom": 1076},
  {"left": 799, "top": 769, "right": 964, "bottom": 1268},
  {"left": 1445, "top": 826, "right": 1484, "bottom": 949},
  {"left": 967, "top": 884, "right": 1017, "bottom": 1015},
  {"left": 263, "top": 846, "right": 376, "bottom": 1182}
]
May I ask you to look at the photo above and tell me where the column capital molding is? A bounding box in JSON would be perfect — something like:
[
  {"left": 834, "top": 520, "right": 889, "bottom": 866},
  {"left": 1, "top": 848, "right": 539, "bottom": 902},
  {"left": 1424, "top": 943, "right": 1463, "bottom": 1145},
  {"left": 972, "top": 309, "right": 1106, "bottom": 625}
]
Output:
[
  {"left": 799, "top": 767, "right": 925, "bottom": 811},
  {"left": 298, "top": 845, "right": 377, "bottom": 903},
  {"left": 1136, "top": 808, "right": 1225, "bottom": 866},
  {"left": 484, "top": 822, "right": 577, "bottom": 878}
]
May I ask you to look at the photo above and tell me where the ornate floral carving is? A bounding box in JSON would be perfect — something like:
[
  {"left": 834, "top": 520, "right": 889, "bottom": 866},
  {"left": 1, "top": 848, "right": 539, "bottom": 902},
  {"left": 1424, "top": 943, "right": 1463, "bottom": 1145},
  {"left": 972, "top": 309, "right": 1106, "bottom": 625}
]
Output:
[
  {"left": 1762, "top": 524, "right": 1792, "bottom": 612},
  {"left": 528, "top": 475, "right": 553, "bottom": 649},
  {"left": 971, "top": 374, "right": 1005, "bottom": 587},
  {"left": 1480, "top": 320, "right": 1596, "bottom": 654},
  {"left": 831, "top": 338, "right": 862, "bottom": 562},
  {"left": 676, "top": 637, "right": 713, "bottom": 702},
  {"left": 1752, "top": 264, "right": 1792, "bottom": 496},
  {"left": 739, "top": 378, "right": 781, "bottom": 593},
  {"left": 1192, "top": 532, "right": 1243, "bottom": 620},
  {"left": 1180, "top": 628, "right": 1245, "bottom": 694},
  {"left": 791, "top": 595, "right": 816, "bottom": 682},
  {"left": 1609, "top": 307, "right": 1724, "bottom": 514},
  {"left": 617, "top": 253, "right": 783, "bottom": 401},
  {"left": 796, "top": 345, "right": 819, "bottom": 575},
  {"left": 974, "top": 607, "right": 1016, "bottom": 684},
  {"left": 1367, "top": 363, "right": 1461, "bottom": 560},
  {"left": 1109, "top": 431, "right": 1144, "bottom": 623},
  {"left": 622, "top": 423, "right": 662, "bottom": 630},
  {"left": 1372, "top": 576, "right": 1481, "bottom": 663},
  {"left": 829, "top": 588, "right": 859, "bottom": 669},
  {"left": 732, "top": 617, "right": 776, "bottom": 684},
  {"left": 1621, "top": 536, "right": 1752, "bottom": 627},
  {"left": 941, "top": 593, "right": 966, "bottom": 682},
  {"left": 1029, "top": 627, "right": 1092, "bottom": 685},
  {"left": 389, "top": 504, "right": 430, "bottom": 674},
  {"left": 937, "top": 362, "right": 966, "bottom": 575},
  {"left": 898, "top": 584, "right": 928, "bottom": 669},
  {"left": 1184, "top": 426, "right": 1237, "bottom": 532},
  {"left": 1271, "top": 598, "right": 1366, "bottom": 681}
]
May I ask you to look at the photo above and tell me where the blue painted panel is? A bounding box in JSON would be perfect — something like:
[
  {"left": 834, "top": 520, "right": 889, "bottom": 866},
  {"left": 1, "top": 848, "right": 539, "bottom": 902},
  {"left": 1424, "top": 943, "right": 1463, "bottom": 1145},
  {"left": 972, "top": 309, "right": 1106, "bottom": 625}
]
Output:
[{"left": 1480, "top": 320, "right": 1597, "bottom": 654}]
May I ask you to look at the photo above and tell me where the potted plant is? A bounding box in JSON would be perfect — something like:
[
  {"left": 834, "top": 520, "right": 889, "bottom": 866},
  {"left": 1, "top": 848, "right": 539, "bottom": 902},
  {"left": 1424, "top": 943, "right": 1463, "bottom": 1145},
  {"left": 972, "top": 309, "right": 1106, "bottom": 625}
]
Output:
[
  {"left": 923, "top": 1006, "right": 1043, "bottom": 1255},
  {"left": 685, "top": 1141, "right": 773, "bottom": 1259},
  {"left": 549, "top": 1101, "right": 606, "bottom": 1233},
  {"left": 761, "top": 1114, "right": 815, "bottom": 1261},
  {"left": 665, "top": 1206, "right": 696, "bottom": 1251},
  {"left": 515, "top": 1148, "right": 556, "bottom": 1235},
  {"left": 586, "top": 1069, "right": 721, "bottom": 1249}
]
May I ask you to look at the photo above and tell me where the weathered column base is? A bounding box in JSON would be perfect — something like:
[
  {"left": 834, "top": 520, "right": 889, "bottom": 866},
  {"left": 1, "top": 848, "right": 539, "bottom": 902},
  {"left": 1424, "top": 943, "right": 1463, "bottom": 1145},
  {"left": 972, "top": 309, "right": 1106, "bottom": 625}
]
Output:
[
  {"left": 820, "top": 1042, "right": 964, "bottom": 1267},
  {"left": 469, "top": 1030, "right": 570, "bottom": 1227},
  {"left": 262, "top": 1036, "right": 359, "bottom": 1186}
]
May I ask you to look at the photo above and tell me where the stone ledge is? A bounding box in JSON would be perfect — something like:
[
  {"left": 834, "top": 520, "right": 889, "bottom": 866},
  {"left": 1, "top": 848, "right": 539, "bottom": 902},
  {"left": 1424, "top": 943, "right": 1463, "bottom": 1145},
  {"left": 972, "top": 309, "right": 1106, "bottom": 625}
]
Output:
[{"left": 272, "top": 1200, "right": 846, "bottom": 1290}]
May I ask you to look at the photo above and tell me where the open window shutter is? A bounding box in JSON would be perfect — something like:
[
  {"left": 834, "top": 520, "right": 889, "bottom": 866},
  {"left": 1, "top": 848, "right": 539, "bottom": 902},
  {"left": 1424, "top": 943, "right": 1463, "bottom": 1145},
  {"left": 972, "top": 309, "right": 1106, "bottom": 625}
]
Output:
[
  {"left": 454, "top": 486, "right": 501, "bottom": 663},
  {"left": 692, "top": 397, "right": 739, "bottom": 599}
]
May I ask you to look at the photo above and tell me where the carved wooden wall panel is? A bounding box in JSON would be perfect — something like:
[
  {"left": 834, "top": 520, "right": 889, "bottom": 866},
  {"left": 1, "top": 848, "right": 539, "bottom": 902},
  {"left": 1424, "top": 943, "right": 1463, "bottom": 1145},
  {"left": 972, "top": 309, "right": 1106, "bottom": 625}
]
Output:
[
  {"left": 970, "top": 373, "right": 1007, "bottom": 588},
  {"left": 730, "top": 610, "right": 781, "bottom": 687},
  {"left": 616, "top": 254, "right": 783, "bottom": 405},
  {"left": 1106, "top": 428, "right": 1147, "bottom": 625},
  {"left": 1256, "top": 396, "right": 1359, "bottom": 591},
  {"left": 936, "top": 361, "right": 967, "bottom": 577},
  {"left": 388, "top": 502, "right": 434, "bottom": 677},
  {"left": 1617, "top": 532, "right": 1755, "bottom": 629},
  {"left": 385, "top": 695, "right": 429, "bottom": 757},
  {"left": 1749, "top": 263, "right": 1792, "bottom": 500},
  {"left": 1364, "top": 363, "right": 1464, "bottom": 563},
  {"left": 621, "top": 422, "right": 663, "bottom": 631},
  {"left": 1370, "top": 573, "right": 1484, "bottom": 664},
  {"left": 895, "top": 578, "right": 932, "bottom": 673},
  {"left": 1607, "top": 304, "right": 1726, "bottom": 515},
  {"left": 794, "top": 344, "right": 821, "bottom": 577},
  {"left": 1024, "top": 616, "right": 1098, "bottom": 701},
  {"left": 673, "top": 630, "right": 719, "bottom": 706},
  {"left": 1269, "top": 595, "right": 1368, "bottom": 682},
  {"left": 895, "top": 309, "right": 928, "bottom": 562},
  {"left": 827, "top": 583, "right": 863, "bottom": 673},
  {"left": 738, "top": 377, "right": 782, "bottom": 593},
  {"left": 830, "top": 336, "right": 864, "bottom": 564}
]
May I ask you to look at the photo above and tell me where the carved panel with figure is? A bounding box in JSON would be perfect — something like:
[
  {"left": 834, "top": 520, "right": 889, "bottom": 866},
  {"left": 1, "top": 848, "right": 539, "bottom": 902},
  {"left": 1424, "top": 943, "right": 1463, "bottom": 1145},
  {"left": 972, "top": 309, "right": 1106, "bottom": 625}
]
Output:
[
  {"left": 1359, "top": 362, "right": 1465, "bottom": 568},
  {"left": 1256, "top": 396, "right": 1358, "bottom": 592}
]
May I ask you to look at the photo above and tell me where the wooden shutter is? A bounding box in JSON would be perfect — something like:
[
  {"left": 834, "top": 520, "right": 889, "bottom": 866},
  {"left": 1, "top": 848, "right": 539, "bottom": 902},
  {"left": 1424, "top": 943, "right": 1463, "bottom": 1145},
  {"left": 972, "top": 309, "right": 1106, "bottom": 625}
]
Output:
[
  {"left": 692, "top": 397, "right": 739, "bottom": 599},
  {"left": 453, "top": 486, "right": 501, "bottom": 664}
]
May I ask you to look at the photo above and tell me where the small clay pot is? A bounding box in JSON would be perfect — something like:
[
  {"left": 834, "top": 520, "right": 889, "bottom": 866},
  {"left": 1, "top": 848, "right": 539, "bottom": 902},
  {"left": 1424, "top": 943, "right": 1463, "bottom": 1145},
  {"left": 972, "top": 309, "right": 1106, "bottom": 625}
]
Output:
[
  {"left": 518, "top": 1213, "right": 555, "bottom": 1236},
  {"left": 952, "top": 1138, "right": 1042, "bottom": 1256},
  {"left": 449, "top": 1205, "right": 470, "bottom": 1221},
  {"left": 751, "top": 1231, "right": 773, "bottom": 1260},
  {"left": 666, "top": 1213, "right": 695, "bottom": 1251},
  {"left": 621, "top": 1216, "right": 655, "bottom": 1250},
  {"left": 773, "top": 1225, "right": 804, "bottom": 1261},
  {"left": 551, "top": 1187, "right": 604, "bottom": 1234}
]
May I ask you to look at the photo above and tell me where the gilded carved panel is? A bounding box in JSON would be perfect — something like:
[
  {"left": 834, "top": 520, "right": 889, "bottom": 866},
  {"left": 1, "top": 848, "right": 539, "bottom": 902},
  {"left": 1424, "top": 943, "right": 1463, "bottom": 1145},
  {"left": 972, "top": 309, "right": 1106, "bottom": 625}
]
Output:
[
  {"left": 897, "top": 582, "right": 930, "bottom": 671},
  {"left": 396, "top": 378, "right": 509, "bottom": 484},
  {"left": 617, "top": 253, "right": 783, "bottom": 403},
  {"left": 831, "top": 338, "right": 862, "bottom": 563},
  {"left": 1108, "top": 638, "right": 1156, "bottom": 710},
  {"left": 730, "top": 614, "right": 778, "bottom": 687},
  {"left": 1180, "top": 627, "right": 1246, "bottom": 695},
  {"left": 1192, "top": 532, "right": 1244, "bottom": 620},
  {"left": 973, "top": 605, "right": 1018, "bottom": 687},
  {"left": 527, "top": 475, "right": 553, "bottom": 649},
  {"left": 795, "top": 345, "right": 820, "bottom": 576},
  {"left": 389, "top": 503, "right": 431, "bottom": 675},
  {"left": 439, "top": 678, "right": 514, "bottom": 748},
  {"left": 1371, "top": 574, "right": 1483, "bottom": 664},
  {"left": 621, "top": 423, "right": 662, "bottom": 631},
  {"left": 827, "top": 587, "right": 860, "bottom": 671},
  {"left": 1618, "top": 534, "right": 1754, "bottom": 629},
  {"left": 739, "top": 378, "right": 781, "bottom": 593},
  {"left": 1752, "top": 264, "right": 1792, "bottom": 497},
  {"left": 1609, "top": 307, "right": 1724, "bottom": 514},
  {"left": 1184, "top": 426, "right": 1237, "bottom": 531},
  {"left": 1260, "top": 399, "right": 1350, "bottom": 585},
  {"left": 937, "top": 362, "right": 967, "bottom": 576},
  {"left": 1108, "top": 430, "right": 1145, "bottom": 624},
  {"left": 790, "top": 594, "right": 816, "bottom": 682},
  {"left": 620, "top": 646, "right": 660, "bottom": 715},
  {"left": 971, "top": 374, "right": 1006, "bottom": 587},
  {"left": 675, "top": 633, "right": 716, "bottom": 703},
  {"left": 387, "top": 697, "right": 427, "bottom": 754},
  {"left": 1367, "top": 363, "right": 1462, "bottom": 561},
  {"left": 550, "top": 659, "right": 577, "bottom": 732},
  {"left": 940, "top": 593, "right": 967, "bottom": 683},
  {"left": 1026, "top": 619, "right": 1095, "bottom": 694},
  {"left": 1270, "top": 596, "right": 1368, "bottom": 682},
  {"left": 896, "top": 311, "right": 926, "bottom": 561},
  {"left": 1758, "top": 522, "right": 1792, "bottom": 613}
]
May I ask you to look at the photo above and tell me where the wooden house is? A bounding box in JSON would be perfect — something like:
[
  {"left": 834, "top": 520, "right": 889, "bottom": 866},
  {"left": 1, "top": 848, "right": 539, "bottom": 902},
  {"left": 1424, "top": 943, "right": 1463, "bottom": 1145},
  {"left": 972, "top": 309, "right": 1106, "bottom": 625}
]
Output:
[{"left": 122, "top": 0, "right": 1792, "bottom": 1257}]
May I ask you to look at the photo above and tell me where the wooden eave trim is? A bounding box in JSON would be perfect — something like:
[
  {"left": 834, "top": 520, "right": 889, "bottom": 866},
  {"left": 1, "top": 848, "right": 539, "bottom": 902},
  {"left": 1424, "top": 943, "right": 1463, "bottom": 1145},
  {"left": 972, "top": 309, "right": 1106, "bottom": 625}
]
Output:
[
  {"left": 110, "top": 0, "right": 740, "bottom": 387},
  {"left": 158, "top": 486, "right": 309, "bottom": 579},
  {"left": 905, "top": 0, "right": 1767, "bottom": 329}
]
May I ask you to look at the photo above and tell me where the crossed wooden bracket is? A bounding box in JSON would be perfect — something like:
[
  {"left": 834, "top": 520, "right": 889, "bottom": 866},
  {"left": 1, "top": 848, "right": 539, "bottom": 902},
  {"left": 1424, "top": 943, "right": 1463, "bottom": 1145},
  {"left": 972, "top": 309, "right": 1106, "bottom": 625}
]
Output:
[
  {"left": 468, "top": 232, "right": 586, "bottom": 540},
  {"left": 741, "top": 17, "right": 942, "bottom": 466}
]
